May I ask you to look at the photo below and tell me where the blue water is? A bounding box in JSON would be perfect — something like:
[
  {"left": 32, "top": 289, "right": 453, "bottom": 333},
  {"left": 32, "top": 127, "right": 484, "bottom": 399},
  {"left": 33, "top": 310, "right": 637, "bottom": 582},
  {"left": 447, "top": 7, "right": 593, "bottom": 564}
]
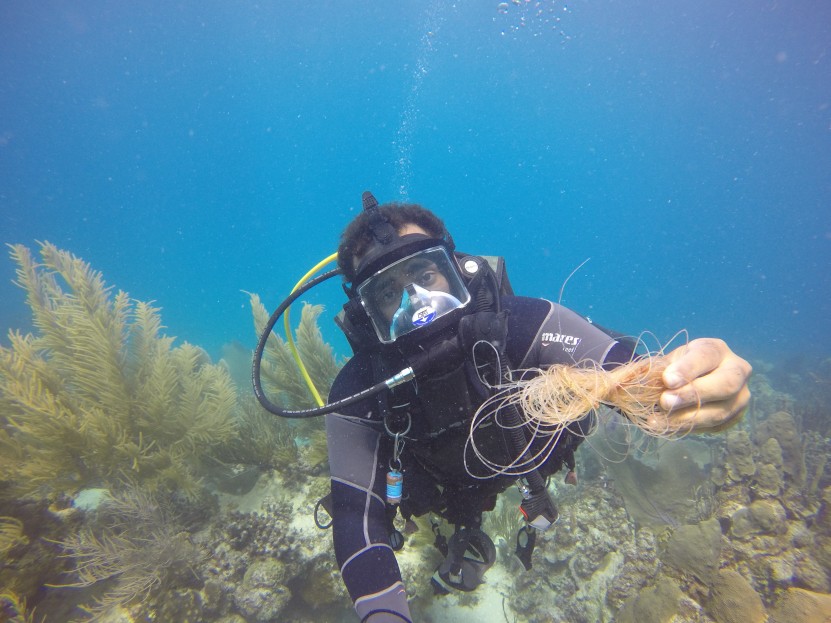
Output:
[{"left": 1, "top": 0, "right": 829, "bottom": 364}]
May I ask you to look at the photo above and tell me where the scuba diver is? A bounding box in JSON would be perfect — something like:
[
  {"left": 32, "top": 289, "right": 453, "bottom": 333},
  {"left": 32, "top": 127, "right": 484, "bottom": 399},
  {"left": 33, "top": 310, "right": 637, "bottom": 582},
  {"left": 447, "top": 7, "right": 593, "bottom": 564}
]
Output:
[{"left": 252, "top": 192, "right": 751, "bottom": 623}]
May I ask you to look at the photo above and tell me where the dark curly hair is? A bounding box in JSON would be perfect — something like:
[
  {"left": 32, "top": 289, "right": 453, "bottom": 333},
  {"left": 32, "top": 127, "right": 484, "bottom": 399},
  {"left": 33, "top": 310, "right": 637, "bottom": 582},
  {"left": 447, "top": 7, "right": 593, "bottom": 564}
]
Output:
[{"left": 337, "top": 203, "right": 451, "bottom": 281}]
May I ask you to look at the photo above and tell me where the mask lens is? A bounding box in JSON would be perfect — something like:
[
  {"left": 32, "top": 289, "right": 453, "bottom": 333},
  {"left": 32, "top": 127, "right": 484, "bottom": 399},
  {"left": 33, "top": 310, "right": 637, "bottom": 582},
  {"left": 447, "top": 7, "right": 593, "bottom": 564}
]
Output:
[{"left": 356, "top": 246, "right": 470, "bottom": 343}]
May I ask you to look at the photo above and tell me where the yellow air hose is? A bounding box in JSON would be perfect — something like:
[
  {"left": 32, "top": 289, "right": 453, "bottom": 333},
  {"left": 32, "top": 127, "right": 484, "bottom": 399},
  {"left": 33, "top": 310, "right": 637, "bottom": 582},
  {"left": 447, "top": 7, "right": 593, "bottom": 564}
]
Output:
[{"left": 283, "top": 252, "right": 339, "bottom": 407}]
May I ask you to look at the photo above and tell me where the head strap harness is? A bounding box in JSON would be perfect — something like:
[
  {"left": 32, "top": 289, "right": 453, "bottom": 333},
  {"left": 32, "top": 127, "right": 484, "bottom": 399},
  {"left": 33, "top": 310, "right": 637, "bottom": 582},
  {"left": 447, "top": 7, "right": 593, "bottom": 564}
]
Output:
[{"left": 362, "top": 191, "right": 396, "bottom": 246}]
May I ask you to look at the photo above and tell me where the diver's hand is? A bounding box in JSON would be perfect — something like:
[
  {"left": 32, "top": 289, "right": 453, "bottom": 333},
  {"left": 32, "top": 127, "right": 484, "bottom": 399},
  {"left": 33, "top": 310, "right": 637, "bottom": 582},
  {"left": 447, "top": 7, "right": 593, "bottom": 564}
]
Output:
[{"left": 658, "top": 338, "right": 752, "bottom": 433}]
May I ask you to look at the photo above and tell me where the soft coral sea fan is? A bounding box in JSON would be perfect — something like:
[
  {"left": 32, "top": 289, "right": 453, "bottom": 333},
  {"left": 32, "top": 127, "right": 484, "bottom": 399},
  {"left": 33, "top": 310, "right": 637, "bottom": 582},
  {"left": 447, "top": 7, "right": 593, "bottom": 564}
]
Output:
[
  {"left": 51, "top": 488, "right": 204, "bottom": 621},
  {"left": 0, "top": 242, "right": 236, "bottom": 500},
  {"left": 231, "top": 295, "right": 342, "bottom": 472}
]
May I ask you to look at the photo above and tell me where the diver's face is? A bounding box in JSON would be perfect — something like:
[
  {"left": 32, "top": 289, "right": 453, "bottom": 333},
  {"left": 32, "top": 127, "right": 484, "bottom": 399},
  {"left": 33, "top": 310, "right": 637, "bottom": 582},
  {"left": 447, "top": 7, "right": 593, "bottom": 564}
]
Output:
[
  {"left": 373, "top": 257, "right": 451, "bottom": 322},
  {"left": 355, "top": 224, "right": 452, "bottom": 323}
]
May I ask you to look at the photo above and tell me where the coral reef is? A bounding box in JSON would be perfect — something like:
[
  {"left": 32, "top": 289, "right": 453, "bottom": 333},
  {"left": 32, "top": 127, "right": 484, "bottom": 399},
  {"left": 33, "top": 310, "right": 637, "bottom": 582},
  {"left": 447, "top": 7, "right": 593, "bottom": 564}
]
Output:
[
  {"left": 0, "top": 497, "right": 77, "bottom": 619},
  {"left": 707, "top": 569, "right": 766, "bottom": 623},
  {"left": 718, "top": 430, "right": 757, "bottom": 482},
  {"left": 302, "top": 426, "right": 331, "bottom": 472},
  {"left": 198, "top": 488, "right": 351, "bottom": 622},
  {"left": 234, "top": 559, "right": 292, "bottom": 622},
  {"left": 768, "top": 587, "right": 831, "bottom": 623},
  {"left": 495, "top": 373, "right": 831, "bottom": 623},
  {"left": 605, "top": 528, "right": 661, "bottom": 612},
  {"left": 227, "top": 297, "right": 341, "bottom": 479},
  {"left": 50, "top": 488, "right": 206, "bottom": 619},
  {"left": 506, "top": 479, "right": 635, "bottom": 622},
  {"left": 661, "top": 518, "right": 722, "bottom": 586},
  {"left": 0, "top": 248, "right": 350, "bottom": 621},
  {"left": 766, "top": 355, "right": 831, "bottom": 436},
  {"left": 709, "top": 432, "right": 819, "bottom": 611},
  {"left": 3, "top": 243, "right": 830, "bottom": 622},
  {"left": 754, "top": 410, "right": 806, "bottom": 485},
  {"left": 615, "top": 577, "right": 687, "bottom": 623},
  {"left": 0, "top": 243, "right": 236, "bottom": 500},
  {"left": 214, "top": 395, "right": 300, "bottom": 474}
]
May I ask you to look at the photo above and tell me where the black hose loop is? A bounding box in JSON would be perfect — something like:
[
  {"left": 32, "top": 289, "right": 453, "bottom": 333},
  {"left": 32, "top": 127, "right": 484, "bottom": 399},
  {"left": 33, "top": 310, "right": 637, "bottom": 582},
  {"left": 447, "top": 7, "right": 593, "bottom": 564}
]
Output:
[{"left": 251, "top": 268, "right": 392, "bottom": 419}]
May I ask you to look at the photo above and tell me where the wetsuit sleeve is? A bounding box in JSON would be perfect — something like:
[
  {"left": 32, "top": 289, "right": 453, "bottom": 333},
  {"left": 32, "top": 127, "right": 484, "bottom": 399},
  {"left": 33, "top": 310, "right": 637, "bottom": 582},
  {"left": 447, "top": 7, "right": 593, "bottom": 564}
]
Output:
[
  {"left": 508, "top": 298, "right": 634, "bottom": 369},
  {"left": 326, "top": 360, "right": 412, "bottom": 622}
]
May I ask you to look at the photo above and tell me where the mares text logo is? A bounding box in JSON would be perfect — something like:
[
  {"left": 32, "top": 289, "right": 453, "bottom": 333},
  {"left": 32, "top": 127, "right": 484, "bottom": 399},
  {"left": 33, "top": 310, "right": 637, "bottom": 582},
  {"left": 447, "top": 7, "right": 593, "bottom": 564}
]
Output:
[{"left": 541, "top": 332, "right": 582, "bottom": 353}]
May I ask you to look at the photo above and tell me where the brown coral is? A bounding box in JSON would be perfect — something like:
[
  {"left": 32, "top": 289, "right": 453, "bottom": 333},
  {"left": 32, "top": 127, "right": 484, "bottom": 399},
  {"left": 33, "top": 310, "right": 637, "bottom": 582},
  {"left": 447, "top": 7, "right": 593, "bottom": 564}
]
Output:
[
  {"left": 755, "top": 411, "right": 806, "bottom": 485},
  {"left": 661, "top": 517, "right": 723, "bottom": 586},
  {"left": 769, "top": 587, "right": 831, "bottom": 623},
  {"left": 707, "top": 569, "right": 767, "bottom": 623}
]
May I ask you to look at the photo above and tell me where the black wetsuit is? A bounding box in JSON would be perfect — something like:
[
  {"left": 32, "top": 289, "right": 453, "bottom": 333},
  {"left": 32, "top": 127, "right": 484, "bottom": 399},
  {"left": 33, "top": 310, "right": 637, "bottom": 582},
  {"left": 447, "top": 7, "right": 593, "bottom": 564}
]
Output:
[{"left": 325, "top": 296, "right": 633, "bottom": 622}]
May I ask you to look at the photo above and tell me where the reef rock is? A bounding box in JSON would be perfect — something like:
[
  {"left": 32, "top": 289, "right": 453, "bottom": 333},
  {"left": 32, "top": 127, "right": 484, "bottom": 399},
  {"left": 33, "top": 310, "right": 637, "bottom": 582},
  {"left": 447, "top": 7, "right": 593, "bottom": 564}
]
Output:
[
  {"left": 154, "top": 588, "right": 206, "bottom": 623},
  {"left": 233, "top": 559, "right": 291, "bottom": 622},
  {"left": 706, "top": 569, "right": 766, "bottom": 623},
  {"left": 794, "top": 552, "right": 831, "bottom": 593},
  {"left": 723, "top": 430, "right": 757, "bottom": 482},
  {"left": 297, "top": 556, "right": 350, "bottom": 609},
  {"left": 730, "top": 499, "right": 787, "bottom": 539},
  {"left": 662, "top": 518, "right": 723, "bottom": 586},
  {"left": 754, "top": 411, "right": 806, "bottom": 485},
  {"left": 606, "top": 528, "right": 661, "bottom": 612},
  {"left": 753, "top": 462, "right": 783, "bottom": 497},
  {"left": 758, "top": 437, "right": 784, "bottom": 469},
  {"left": 768, "top": 587, "right": 831, "bottom": 623},
  {"left": 615, "top": 576, "right": 687, "bottom": 623},
  {"left": 816, "top": 486, "right": 831, "bottom": 535},
  {"left": 507, "top": 482, "right": 634, "bottom": 623},
  {"left": 563, "top": 549, "right": 625, "bottom": 623}
]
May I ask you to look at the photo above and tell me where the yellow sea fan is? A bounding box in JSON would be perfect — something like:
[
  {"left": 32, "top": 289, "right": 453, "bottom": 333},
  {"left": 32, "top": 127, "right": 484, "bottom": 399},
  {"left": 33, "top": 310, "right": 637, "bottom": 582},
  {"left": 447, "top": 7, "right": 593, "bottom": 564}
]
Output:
[
  {"left": 49, "top": 488, "right": 205, "bottom": 617},
  {"left": 0, "top": 242, "right": 237, "bottom": 499}
]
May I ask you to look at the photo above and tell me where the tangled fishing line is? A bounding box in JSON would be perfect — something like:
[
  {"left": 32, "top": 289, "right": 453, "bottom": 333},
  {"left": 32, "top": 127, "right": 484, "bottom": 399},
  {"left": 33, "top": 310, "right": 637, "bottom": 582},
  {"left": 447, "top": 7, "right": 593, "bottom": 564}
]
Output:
[{"left": 465, "top": 341, "right": 693, "bottom": 479}]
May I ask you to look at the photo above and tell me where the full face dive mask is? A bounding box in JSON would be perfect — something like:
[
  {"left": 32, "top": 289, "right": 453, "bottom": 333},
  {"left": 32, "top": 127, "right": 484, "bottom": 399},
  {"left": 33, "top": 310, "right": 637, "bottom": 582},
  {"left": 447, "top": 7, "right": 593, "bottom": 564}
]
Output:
[{"left": 355, "top": 243, "right": 471, "bottom": 344}]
